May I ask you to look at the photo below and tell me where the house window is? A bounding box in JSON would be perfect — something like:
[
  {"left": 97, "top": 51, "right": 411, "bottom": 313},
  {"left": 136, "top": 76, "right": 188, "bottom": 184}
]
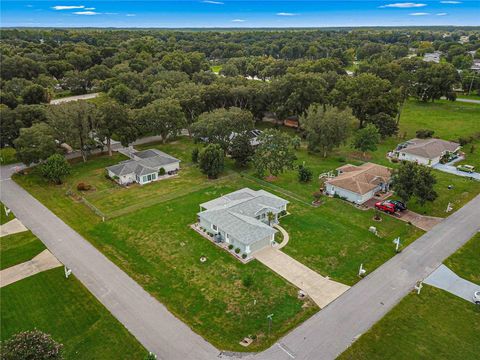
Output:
[
  {"left": 147, "top": 174, "right": 152, "bottom": 181},
  {"left": 212, "top": 224, "right": 218, "bottom": 231},
  {"left": 143, "top": 176, "right": 147, "bottom": 183},
  {"left": 152, "top": 173, "right": 157, "bottom": 180}
]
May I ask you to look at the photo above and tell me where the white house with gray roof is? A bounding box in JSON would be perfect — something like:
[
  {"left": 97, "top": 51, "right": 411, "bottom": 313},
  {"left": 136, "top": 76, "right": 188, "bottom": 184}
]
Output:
[
  {"left": 197, "top": 188, "right": 288, "bottom": 257},
  {"left": 106, "top": 149, "right": 180, "bottom": 185},
  {"left": 392, "top": 138, "right": 460, "bottom": 167}
]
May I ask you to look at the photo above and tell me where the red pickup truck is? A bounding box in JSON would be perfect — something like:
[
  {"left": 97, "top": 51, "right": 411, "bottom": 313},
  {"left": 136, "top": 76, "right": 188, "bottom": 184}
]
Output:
[{"left": 375, "top": 201, "right": 396, "bottom": 214}]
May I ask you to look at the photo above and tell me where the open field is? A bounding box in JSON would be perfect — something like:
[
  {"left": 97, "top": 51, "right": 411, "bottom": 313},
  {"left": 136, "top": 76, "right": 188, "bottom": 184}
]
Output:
[
  {"left": 338, "top": 285, "right": 480, "bottom": 360},
  {"left": 1, "top": 267, "right": 146, "bottom": 359},
  {"left": 339, "top": 231, "right": 480, "bottom": 360},
  {"left": 0, "top": 231, "right": 46, "bottom": 270}
]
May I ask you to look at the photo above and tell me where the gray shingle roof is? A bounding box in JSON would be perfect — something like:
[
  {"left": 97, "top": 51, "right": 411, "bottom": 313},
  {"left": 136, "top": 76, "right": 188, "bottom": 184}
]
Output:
[
  {"left": 106, "top": 148, "right": 180, "bottom": 177},
  {"left": 198, "top": 188, "right": 288, "bottom": 245}
]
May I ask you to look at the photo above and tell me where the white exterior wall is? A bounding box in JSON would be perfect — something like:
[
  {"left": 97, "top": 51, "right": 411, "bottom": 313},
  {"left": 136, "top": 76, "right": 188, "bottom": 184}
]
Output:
[
  {"left": 108, "top": 170, "right": 136, "bottom": 185},
  {"left": 326, "top": 183, "right": 378, "bottom": 204},
  {"left": 398, "top": 152, "right": 438, "bottom": 166},
  {"left": 160, "top": 161, "right": 180, "bottom": 173}
]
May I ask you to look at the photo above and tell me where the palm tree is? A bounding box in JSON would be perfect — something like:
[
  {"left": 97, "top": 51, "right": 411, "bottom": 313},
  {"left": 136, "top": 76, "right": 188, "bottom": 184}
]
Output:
[{"left": 267, "top": 211, "right": 276, "bottom": 226}]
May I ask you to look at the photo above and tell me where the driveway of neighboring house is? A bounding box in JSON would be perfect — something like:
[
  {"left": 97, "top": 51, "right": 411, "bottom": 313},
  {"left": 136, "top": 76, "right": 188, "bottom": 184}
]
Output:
[
  {"left": 424, "top": 264, "right": 480, "bottom": 304},
  {"left": 0, "top": 249, "right": 62, "bottom": 288},
  {"left": 0, "top": 218, "right": 28, "bottom": 237},
  {"left": 433, "top": 162, "right": 480, "bottom": 180},
  {"left": 254, "top": 246, "right": 350, "bottom": 309},
  {"left": 363, "top": 198, "right": 443, "bottom": 231}
]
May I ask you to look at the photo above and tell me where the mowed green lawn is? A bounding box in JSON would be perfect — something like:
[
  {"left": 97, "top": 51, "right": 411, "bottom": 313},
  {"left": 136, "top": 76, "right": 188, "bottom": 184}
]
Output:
[
  {"left": 0, "top": 201, "right": 15, "bottom": 225},
  {"left": 338, "top": 285, "right": 480, "bottom": 360},
  {"left": 280, "top": 200, "right": 424, "bottom": 286},
  {"left": 87, "top": 182, "right": 318, "bottom": 351},
  {"left": 0, "top": 231, "right": 46, "bottom": 270},
  {"left": 1, "top": 268, "right": 146, "bottom": 359},
  {"left": 445, "top": 233, "right": 480, "bottom": 285},
  {"left": 338, "top": 232, "right": 480, "bottom": 360}
]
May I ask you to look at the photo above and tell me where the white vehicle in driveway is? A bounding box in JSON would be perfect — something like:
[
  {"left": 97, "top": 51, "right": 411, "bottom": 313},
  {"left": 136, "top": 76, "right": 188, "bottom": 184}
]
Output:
[{"left": 474, "top": 291, "right": 480, "bottom": 305}]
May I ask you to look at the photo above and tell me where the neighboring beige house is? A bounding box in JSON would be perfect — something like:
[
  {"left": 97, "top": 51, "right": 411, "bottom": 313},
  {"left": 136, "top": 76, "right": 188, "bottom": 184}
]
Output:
[
  {"left": 106, "top": 149, "right": 180, "bottom": 185},
  {"left": 325, "top": 163, "right": 392, "bottom": 204},
  {"left": 392, "top": 138, "right": 460, "bottom": 166}
]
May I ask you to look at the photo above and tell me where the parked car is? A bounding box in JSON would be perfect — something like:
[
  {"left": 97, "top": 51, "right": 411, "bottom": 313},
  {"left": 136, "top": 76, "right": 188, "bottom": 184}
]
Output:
[
  {"left": 386, "top": 200, "right": 407, "bottom": 211},
  {"left": 375, "top": 201, "right": 396, "bottom": 214},
  {"left": 473, "top": 291, "right": 480, "bottom": 305},
  {"left": 457, "top": 164, "right": 475, "bottom": 173}
]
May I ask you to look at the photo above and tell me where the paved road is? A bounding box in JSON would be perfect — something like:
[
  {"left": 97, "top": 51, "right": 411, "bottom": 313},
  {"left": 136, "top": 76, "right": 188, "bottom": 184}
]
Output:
[
  {"left": 456, "top": 97, "right": 480, "bottom": 104},
  {"left": 0, "top": 165, "right": 219, "bottom": 360},
  {"left": 1, "top": 160, "right": 479, "bottom": 360}
]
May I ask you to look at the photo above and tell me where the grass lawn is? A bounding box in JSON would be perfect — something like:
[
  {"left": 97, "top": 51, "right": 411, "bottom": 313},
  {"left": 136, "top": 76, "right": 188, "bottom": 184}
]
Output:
[
  {"left": 0, "top": 147, "right": 17, "bottom": 165},
  {"left": 0, "top": 231, "right": 46, "bottom": 270},
  {"left": 280, "top": 199, "right": 423, "bottom": 286},
  {"left": 1, "top": 267, "right": 146, "bottom": 359},
  {"left": 445, "top": 233, "right": 480, "bottom": 284},
  {"left": 0, "top": 201, "right": 15, "bottom": 225},
  {"left": 86, "top": 182, "right": 318, "bottom": 351},
  {"left": 338, "top": 285, "right": 480, "bottom": 360}
]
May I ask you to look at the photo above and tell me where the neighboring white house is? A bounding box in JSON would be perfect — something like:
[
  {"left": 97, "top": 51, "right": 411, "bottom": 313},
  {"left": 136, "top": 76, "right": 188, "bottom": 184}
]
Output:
[
  {"left": 325, "top": 163, "right": 392, "bottom": 204},
  {"left": 106, "top": 149, "right": 180, "bottom": 185},
  {"left": 392, "top": 138, "right": 461, "bottom": 167},
  {"left": 197, "top": 188, "right": 288, "bottom": 257}
]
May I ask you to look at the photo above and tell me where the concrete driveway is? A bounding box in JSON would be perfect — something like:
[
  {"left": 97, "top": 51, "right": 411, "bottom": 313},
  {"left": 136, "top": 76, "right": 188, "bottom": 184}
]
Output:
[
  {"left": 254, "top": 247, "right": 349, "bottom": 308},
  {"left": 394, "top": 210, "right": 443, "bottom": 231},
  {"left": 424, "top": 264, "right": 480, "bottom": 304},
  {"left": 433, "top": 162, "right": 480, "bottom": 180}
]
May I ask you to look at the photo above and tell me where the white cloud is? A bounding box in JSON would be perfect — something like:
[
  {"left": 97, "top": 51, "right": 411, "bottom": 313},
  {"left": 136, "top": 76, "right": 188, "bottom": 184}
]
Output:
[
  {"left": 73, "top": 11, "right": 100, "bottom": 15},
  {"left": 440, "top": 1, "right": 462, "bottom": 3},
  {"left": 409, "top": 12, "right": 430, "bottom": 15},
  {"left": 202, "top": 1, "right": 224, "bottom": 4},
  {"left": 126, "top": 14, "right": 136, "bottom": 17},
  {"left": 84, "top": 7, "right": 95, "bottom": 10},
  {"left": 436, "top": 12, "right": 448, "bottom": 15},
  {"left": 379, "top": 3, "right": 427, "bottom": 8},
  {"left": 232, "top": 19, "right": 246, "bottom": 22},
  {"left": 52, "top": 5, "right": 85, "bottom": 10},
  {"left": 276, "top": 12, "right": 298, "bottom": 16},
  {"left": 105, "top": 12, "right": 119, "bottom": 15}
]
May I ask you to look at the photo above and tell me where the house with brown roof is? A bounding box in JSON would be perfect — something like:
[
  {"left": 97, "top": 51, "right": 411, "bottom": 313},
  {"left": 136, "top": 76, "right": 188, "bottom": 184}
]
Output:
[
  {"left": 393, "top": 138, "right": 460, "bottom": 166},
  {"left": 325, "top": 163, "right": 392, "bottom": 204}
]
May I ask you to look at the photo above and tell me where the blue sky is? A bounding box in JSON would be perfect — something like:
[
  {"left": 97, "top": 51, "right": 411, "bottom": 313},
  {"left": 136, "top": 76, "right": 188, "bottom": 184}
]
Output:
[{"left": 1, "top": 1, "right": 479, "bottom": 28}]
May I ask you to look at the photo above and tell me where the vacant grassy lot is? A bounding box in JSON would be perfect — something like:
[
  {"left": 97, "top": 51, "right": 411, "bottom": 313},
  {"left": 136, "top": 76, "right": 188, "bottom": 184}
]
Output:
[
  {"left": 1, "top": 268, "right": 146, "bottom": 359},
  {"left": 445, "top": 233, "right": 480, "bottom": 284},
  {"left": 0, "top": 231, "right": 46, "bottom": 270},
  {"left": 338, "top": 285, "right": 480, "bottom": 360}
]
